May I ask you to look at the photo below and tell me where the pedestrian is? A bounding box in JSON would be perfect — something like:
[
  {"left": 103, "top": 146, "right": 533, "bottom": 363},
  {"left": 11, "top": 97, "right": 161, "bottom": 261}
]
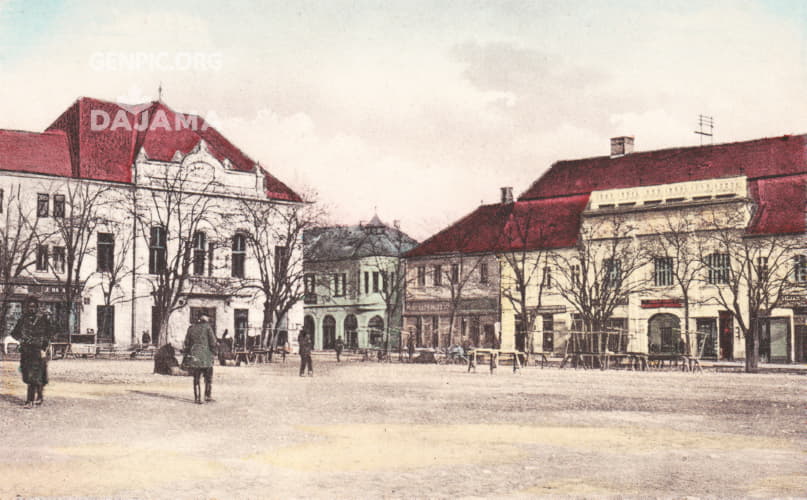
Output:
[
  {"left": 10, "top": 296, "right": 54, "bottom": 409},
  {"left": 334, "top": 336, "right": 344, "bottom": 362},
  {"left": 182, "top": 314, "right": 217, "bottom": 404},
  {"left": 407, "top": 334, "right": 416, "bottom": 363},
  {"left": 298, "top": 331, "right": 313, "bottom": 376}
]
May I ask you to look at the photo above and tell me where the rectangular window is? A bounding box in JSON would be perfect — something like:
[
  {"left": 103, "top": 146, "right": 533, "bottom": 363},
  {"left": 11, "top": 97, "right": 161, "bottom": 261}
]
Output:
[
  {"left": 434, "top": 265, "right": 442, "bottom": 286},
  {"left": 208, "top": 243, "right": 215, "bottom": 276},
  {"left": 381, "top": 271, "right": 388, "bottom": 293},
  {"left": 654, "top": 257, "right": 673, "bottom": 287},
  {"left": 756, "top": 256, "right": 769, "bottom": 281},
  {"left": 232, "top": 234, "right": 246, "bottom": 278},
  {"left": 480, "top": 263, "right": 489, "bottom": 284},
  {"left": 604, "top": 259, "right": 621, "bottom": 287},
  {"left": 97, "top": 232, "right": 114, "bottom": 272},
  {"left": 37, "top": 193, "right": 49, "bottom": 218},
  {"left": 274, "top": 245, "right": 288, "bottom": 277},
  {"left": 193, "top": 232, "right": 206, "bottom": 276},
  {"left": 417, "top": 266, "right": 426, "bottom": 286},
  {"left": 372, "top": 271, "right": 379, "bottom": 292},
  {"left": 304, "top": 273, "right": 316, "bottom": 294},
  {"left": 0, "top": 188, "right": 4, "bottom": 213},
  {"left": 707, "top": 253, "right": 729, "bottom": 284},
  {"left": 542, "top": 266, "right": 552, "bottom": 289},
  {"left": 149, "top": 226, "right": 167, "bottom": 274},
  {"left": 52, "top": 246, "right": 65, "bottom": 273},
  {"left": 53, "top": 194, "right": 65, "bottom": 218},
  {"left": 451, "top": 263, "right": 459, "bottom": 283},
  {"left": 36, "top": 245, "right": 48, "bottom": 271},
  {"left": 364, "top": 271, "right": 369, "bottom": 294},
  {"left": 334, "top": 273, "right": 347, "bottom": 296},
  {"left": 542, "top": 314, "right": 554, "bottom": 352},
  {"left": 571, "top": 264, "right": 581, "bottom": 284},
  {"left": 97, "top": 305, "right": 115, "bottom": 343},
  {"left": 793, "top": 255, "right": 807, "bottom": 283}
]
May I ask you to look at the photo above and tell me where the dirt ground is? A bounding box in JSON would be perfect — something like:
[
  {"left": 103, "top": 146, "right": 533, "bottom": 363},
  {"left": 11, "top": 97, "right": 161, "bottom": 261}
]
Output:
[{"left": 0, "top": 354, "right": 805, "bottom": 499}]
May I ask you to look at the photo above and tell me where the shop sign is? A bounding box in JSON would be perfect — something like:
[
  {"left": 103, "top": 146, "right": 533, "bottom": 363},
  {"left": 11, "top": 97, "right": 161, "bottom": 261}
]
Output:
[
  {"left": 641, "top": 299, "right": 683, "bottom": 309},
  {"left": 536, "top": 305, "right": 566, "bottom": 314}
]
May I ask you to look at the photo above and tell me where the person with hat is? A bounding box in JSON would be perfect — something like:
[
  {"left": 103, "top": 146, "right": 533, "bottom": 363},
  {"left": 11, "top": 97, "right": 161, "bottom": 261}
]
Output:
[
  {"left": 182, "top": 314, "right": 217, "bottom": 404},
  {"left": 10, "top": 296, "right": 54, "bottom": 408}
]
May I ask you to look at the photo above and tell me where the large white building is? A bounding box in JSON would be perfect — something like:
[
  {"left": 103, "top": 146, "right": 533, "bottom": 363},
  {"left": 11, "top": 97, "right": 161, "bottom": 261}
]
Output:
[{"left": 0, "top": 97, "right": 303, "bottom": 349}]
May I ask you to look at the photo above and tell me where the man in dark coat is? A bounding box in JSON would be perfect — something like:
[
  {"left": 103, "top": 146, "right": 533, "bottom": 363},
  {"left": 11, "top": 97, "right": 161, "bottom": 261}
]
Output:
[
  {"left": 10, "top": 296, "right": 54, "bottom": 408},
  {"left": 334, "top": 336, "right": 344, "bottom": 362},
  {"left": 183, "top": 315, "right": 217, "bottom": 404},
  {"left": 298, "top": 331, "right": 313, "bottom": 376}
]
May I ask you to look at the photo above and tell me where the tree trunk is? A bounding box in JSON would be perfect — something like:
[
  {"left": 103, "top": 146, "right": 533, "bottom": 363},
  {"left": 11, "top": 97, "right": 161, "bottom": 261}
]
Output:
[
  {"left": 683, "top": 291, "right": 691, "bottom": 356},
  {"left": 745, "top": 325, "right": 760, "bottom": 374}
]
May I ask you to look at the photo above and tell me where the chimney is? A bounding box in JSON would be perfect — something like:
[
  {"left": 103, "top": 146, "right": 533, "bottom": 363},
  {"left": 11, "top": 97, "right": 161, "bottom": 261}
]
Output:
[
  {"left": 610, "top": 136, "right": 634, "bottom": 157},
  {"left": 393, "top": 220, "right": 400, "bottom": 230},
  {"left": 500, "top": 186, "right": 514, "bottom": 204}
]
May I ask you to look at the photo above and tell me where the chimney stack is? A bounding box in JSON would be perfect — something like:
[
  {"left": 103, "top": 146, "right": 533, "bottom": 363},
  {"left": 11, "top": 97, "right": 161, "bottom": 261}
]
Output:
[
  {"left": 610, "top": 136, "right": 634, "bottom": 158},
  {"left": 500, "top": 186, "right": 514, "bottom": 204}
]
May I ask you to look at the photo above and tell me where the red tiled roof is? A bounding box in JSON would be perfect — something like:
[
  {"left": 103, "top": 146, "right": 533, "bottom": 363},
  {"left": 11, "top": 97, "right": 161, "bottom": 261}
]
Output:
[
  {"left": 747, "top": 174, "right": 806, "bottom": 235},
  {"left": 405, "top": 203, "right": 514, "bottom": 257},
  {"left": 44, "top": 97, "right": 301, "bottom": 202},
  {"left": 412, "top": 135, "right": 807, "bottom": 258},
  {"left": 519, "top": 134, "right": 807, "bottom": 200},
  {"left": 0, "top": 129, "right": 73, "bottom": 177},
  {"left": 405, "top": 194, "right": 590, "bottom": 257}
]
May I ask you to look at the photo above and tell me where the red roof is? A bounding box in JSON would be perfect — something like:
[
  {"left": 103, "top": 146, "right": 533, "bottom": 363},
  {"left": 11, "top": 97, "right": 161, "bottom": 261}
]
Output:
[
  {"left": 411, "top": 135, "right": 807, "bottom": 258},
  {"left": 0, "top": 129, "right": 73, "bottom": 177},
  {"left": 747, "top": 174, "right": 806, "bottom": 235},
  {"left": 39, "top": 97, "right": 302, "bottom": 202},
  {"left": 520, "top": 134, "right": 807, "bottom": 200}
]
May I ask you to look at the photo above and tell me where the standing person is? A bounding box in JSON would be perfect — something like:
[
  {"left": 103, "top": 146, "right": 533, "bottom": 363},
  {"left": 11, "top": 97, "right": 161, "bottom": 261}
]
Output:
[
  {"left": 334, "top": 336, "right": 344, "bottom": 362},
  {"left": 10, "top": 296, "right": 54, "bottom": 409},
  {"left": 298, "top": 331, "right": 313, "bottom": 376},
  {"left": 183, "top": 315, "right": 217, "bottom": 404},
  {"left": 407, "top": 334, "right": 416, "bottom": 363}
]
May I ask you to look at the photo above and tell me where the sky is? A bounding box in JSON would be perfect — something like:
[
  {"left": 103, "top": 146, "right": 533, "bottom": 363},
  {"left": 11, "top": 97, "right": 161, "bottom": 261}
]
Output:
[{"left": 1, "top": 0, "right": 806, "bottom": 241}]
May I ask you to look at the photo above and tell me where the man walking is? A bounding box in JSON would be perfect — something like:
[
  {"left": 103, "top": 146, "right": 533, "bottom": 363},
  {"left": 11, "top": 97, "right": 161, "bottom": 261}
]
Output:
[{"left": 298, "top": 331, "right": 313, "bottom": 376}]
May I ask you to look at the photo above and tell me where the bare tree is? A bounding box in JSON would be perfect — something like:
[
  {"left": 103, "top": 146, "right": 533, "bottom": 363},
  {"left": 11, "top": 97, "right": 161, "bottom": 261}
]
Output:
[
  {"left": 498, "top": 208, "right": 551, "bottom": 354},
  {"left": 644, "top": 213, "right": 707, "bottom": 356},
  {"left": 230, "top": 195, "right": 323, "bottom": 356},
  {"left": 0, "top": 185, "right": 42, "bottom": 344},
  {"left": 699, "top": 210, "right": 800, "bottom": 373},
  {"left": 43, "top": 181, "right": 108, "bottom": 339},
  {"left": 551, "top": 217, "right": 650, "bottom": 351},
  {"left": 366, "top": 223, "right": 416, "bottom": 357},
  {"left": 130, "top": 165, "right": 220, "bottom": 346}
]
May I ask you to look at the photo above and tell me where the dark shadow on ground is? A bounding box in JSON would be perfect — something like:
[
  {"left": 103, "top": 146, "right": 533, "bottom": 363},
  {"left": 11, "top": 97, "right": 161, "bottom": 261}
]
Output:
[
  {"left": 128, "top": 389, "right": 195, "bottom": 404},
  {"left": 0, "top": 393, "right": 26, "bottom": 406}
]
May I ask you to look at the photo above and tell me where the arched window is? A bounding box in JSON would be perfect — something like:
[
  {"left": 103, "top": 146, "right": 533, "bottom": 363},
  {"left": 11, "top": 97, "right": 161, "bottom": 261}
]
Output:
[
  {"left": 368, "top": 316, "right": 384, "bottom": 347},
  {"left": 648, "top": 313, "right": 681, "bottom": 354},
  {"left": 232, "top": 234, "right": 246, "bottom": 278},
  {"left": 193, "top": 231, "right": 206, "bottom": 276},
  {"left": 323, "top": 315, "right": 336, "bottom": 349}
]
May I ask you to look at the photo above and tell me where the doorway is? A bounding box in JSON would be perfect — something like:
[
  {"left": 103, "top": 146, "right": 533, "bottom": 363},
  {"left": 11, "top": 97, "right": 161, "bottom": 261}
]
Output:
[
  {"left": 322, "top": 315, "right": 336, "bottom": 349},
  {"left": 648, "top": 313, "right": 681, "bottom": 354},
  {"left": 232, "top": 309, "right": 247, "bottom": 349},
  {"left": 795, "top": 325, "right": 807, "bottom": 363},
  {"left": 696, "top": 318, "right": 717, "bottom": 359},
  {"left": 719, "top": 311, "right": 733, "bottom": 361},
  {"left": 344, "top": 315, "right": 358, "bottom": 348}
]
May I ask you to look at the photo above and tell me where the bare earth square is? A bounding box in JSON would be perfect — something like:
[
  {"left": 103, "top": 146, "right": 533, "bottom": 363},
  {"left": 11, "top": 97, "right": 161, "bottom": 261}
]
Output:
[{"left": 0, "top": 358, "right": 804, "bottom": 499}]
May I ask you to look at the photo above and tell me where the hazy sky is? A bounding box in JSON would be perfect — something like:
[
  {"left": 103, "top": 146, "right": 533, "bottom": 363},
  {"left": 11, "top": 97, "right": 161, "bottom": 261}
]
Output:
[{"left": 1, "top": 0, "right": 806, "bottom": 240}]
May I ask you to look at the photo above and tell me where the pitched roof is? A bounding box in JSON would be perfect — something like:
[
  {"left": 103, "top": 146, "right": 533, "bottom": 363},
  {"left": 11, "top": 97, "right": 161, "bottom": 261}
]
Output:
[
  {"left": 305, "top": 223, "right": 418, "bottom": 262},
  {"left": 40, "top": 97, "right": 301, "bottom": 201},
  {"left": 519, "top": 134, "right": 807, "bottom": 200},
  {"left": 411, "top": 135, "right": 807, "bottom": 258},
  {"left": 0, "top": 129, "right": 73, "bottom": 177}
]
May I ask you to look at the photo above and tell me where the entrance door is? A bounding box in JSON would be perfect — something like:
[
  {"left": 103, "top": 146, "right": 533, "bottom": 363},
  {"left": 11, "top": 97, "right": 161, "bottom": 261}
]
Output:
[
  {"left": 344, "top": 315, "right": 358, "bottom": 348},
  {"left": 322, "top": 315, "right": 336, "bottom": 349},
  {"left": 233, "top": 309, "right": 247, "bottom": 349},
  {"left": 648, "top": 313, "right": 681, "bottom": 354},
  {"left": 719, "top": 311, "right": 733, "bottom": 361}
]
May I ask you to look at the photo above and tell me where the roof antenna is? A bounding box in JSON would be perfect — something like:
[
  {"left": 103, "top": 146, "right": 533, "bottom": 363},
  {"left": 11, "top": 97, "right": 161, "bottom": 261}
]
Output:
[{"left": 694, "top": 114, "right": 714, "bottom": 146}]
